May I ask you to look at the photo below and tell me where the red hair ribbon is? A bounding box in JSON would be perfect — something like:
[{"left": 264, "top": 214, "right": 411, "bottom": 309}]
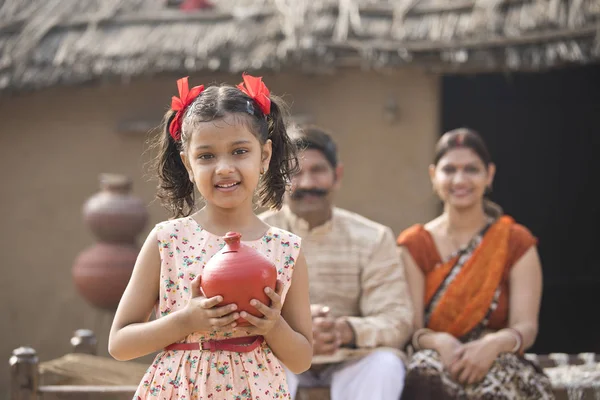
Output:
[
  {"left": 236, "top": 73, "right": 271, "bottom": 115},
  {"left": 169, "top": 77, "right": 204, "bottom": 141}
]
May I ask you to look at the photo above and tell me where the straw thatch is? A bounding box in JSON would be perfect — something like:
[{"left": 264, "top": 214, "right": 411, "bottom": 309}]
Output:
[{"left": 0, "top": 0, "right": 598, "bottom": 93}]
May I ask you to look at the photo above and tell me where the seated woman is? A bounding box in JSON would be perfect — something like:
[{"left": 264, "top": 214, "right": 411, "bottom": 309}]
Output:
[{"left": 397, "top": 128, "right": 554, "bottom": 399}]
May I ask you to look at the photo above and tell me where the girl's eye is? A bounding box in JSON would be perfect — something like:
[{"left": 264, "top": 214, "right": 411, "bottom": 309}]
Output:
[
  {"left": 442, "top": 166, "right": 456, "bottom": 174},
  {"left": 233, "top": 149, "right": 249, "bottom": 155},
  {"left": 198, "top": 153, "right": 214, "bottom": 160}
]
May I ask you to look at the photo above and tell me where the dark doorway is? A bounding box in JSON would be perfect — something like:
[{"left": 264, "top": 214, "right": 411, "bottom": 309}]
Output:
[{"left": 442, "top": 64, "right": 600, "bottom": 354}]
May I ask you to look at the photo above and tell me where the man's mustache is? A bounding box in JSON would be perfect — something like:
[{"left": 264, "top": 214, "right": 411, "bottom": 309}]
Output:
[{"left": 290, "top": 188, "right": 329, "bottom": 200}]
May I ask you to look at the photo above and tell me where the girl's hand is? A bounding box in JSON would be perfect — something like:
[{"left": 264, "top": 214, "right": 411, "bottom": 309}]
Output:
[
  {"left": 449, "top": 337, "right": 499, "bottom": 385},
  {"left": 181, "top": 276, "right": 240, "bottom": 333},
  {"left": 238, "top": 280, "right": 284, "bottom": 336}
]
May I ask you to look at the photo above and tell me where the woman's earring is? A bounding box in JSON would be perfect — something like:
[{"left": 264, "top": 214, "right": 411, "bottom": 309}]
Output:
[{"left": 260, "top": 167, "right": 266, "bottom": 176}]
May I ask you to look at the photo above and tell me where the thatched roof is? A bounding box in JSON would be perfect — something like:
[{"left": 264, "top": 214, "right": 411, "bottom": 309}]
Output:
[{"left": 1, "top": 0, "right": 599, "bottom": 93}]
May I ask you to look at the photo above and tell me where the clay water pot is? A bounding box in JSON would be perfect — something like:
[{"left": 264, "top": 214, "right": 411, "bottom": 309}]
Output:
[
  {"left": 202, "top": 232, "right": 277, "bottom": 326},
  {"left": 82, "top": 174, "right": 148, "bottom": 244},
  {"left": 72, "top": 173, "right": 148, "bottom": 310},
  {"left": 72, "top": 242, "right": 139, "bottom": 310}
]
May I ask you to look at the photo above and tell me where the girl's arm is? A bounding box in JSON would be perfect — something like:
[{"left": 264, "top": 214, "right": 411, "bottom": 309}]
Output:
[
  {"left": 241, "top": 250, "right": 313, "bottom": 373},
  {"left": 266, "top": 250, "right": 313, "bottom": 372},
  {"left": 108, "top": 228, "right": 238, "bottom": 361},
  {"left": 109, "top": 228, "right": 188, "bottom": 360}
]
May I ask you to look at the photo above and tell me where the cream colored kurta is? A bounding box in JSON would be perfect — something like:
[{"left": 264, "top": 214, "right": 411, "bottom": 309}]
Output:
[{"left": 260, "top": 206, "right": 413, "bottom": 364}]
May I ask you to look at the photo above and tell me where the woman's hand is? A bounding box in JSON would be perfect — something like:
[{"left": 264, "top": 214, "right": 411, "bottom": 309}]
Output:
[
  {"left": 181, "top": 276, "right": 240, "bottom": 333},
  {"left": 449, "top": 337, "right": 500, "bottom": 385},
  {"left": 431, "top": 332, "right": 464, "bottom": 369},
  {"left": 238, "top": 280, "right": 284, "bottom": 336}
]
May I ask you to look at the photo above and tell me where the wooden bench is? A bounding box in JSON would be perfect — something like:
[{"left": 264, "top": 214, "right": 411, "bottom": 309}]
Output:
[
  {"left": 9, "top": 330, "right": 600, "bottom": 399},
  {"left": 9, "top": 329, "right": 144, "bottom": 400}
]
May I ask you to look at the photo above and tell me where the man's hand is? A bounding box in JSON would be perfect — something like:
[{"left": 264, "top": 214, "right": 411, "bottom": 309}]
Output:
[
  {"left": 311, "top": 304, "right": 341, "bottom": 355},
  {"left": 334, "top": 318, "right": 355, "bottom": 347},
  {"left": 311, "top": 304, "right": 330, "bottom": 318}
]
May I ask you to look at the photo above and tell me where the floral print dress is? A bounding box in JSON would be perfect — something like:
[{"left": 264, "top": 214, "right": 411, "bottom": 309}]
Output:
[{"left": 134, "top": 217, "right": 301, "bottom": 399}]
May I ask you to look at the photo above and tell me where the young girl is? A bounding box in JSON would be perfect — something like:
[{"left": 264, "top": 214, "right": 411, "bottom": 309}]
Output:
[{"left": 108, "top": 74, "right": 313, "bottom": 399}]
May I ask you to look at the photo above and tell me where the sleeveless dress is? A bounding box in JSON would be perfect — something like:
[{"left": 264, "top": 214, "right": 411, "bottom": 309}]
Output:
[{"left": 134, "top": 217, "right": 301, "bottom": 399}]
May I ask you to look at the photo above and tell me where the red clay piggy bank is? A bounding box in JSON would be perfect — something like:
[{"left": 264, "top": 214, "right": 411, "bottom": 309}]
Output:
[{"left": 202, "top": 232, "right": 277, "bottom": 326}]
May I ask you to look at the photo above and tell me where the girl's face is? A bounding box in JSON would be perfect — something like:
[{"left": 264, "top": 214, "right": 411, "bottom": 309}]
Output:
[
  {"left": 180, "top": 115, "right": 272, "bottom": 210},
  {"left": 430, "top": 147, "right": 495, "bottom": 211}
]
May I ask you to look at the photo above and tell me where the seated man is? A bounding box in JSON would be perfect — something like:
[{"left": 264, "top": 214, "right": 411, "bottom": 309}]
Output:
[{"left": 260, "top": 125, "right": 413, "bottom": 400}]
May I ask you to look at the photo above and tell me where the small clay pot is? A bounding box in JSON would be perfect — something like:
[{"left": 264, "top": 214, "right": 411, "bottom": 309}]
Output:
[{"left": 202, "top": 232, "right": 277, "bottom": 326}]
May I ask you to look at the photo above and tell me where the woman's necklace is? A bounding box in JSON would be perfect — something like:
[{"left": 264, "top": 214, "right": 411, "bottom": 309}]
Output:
[
  {"left": 448, "top": 234, "right": 466, "bottom": 255},
  {"left": 445, "top": 216, "right": 494, "bottom": 258}
]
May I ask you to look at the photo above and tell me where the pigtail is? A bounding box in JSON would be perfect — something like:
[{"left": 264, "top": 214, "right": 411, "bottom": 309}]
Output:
[
  {"left": 257, "top": 96, "right": 299, "bottom": 210},
  {"left": 152, "top": 110, "right": 196, "bottom": 218}
]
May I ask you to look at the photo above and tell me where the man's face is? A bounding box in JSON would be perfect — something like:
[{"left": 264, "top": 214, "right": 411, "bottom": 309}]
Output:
[{"left": 286, "top": 149, "right": 339, "bottom": 218}]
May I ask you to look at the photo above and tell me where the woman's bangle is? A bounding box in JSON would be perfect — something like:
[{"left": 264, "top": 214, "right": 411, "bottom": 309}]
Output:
[
  {"left": 504, "top": 328, "right": 523, "bottom": 354},
  {"left": 411, "top": 328, "right": 434, "bottom": 351}
]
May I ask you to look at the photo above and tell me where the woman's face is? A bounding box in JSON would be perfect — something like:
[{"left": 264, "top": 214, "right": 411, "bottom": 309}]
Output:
[{"left": 430, "top": 147, "right": 495, "bottom": 211}]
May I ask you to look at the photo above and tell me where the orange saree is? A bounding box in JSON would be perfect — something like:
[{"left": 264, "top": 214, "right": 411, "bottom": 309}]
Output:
[
  {"left": 398, "top": 217, "right": 554, "bottom": 399},
  {"left": 398, "top": 216, "right": 530, "bottom": 339},
  {"left": 426, "top": 216, "right": 511, "bottom": 338}
]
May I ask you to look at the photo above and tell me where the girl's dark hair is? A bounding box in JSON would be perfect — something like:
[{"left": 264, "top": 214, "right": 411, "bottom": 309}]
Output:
[
  {"left": 151, "top": 84, "right": 299, "bottom": 218},
  {"left": 434, "top": 128, "right": 503, "bottom": 218}
]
